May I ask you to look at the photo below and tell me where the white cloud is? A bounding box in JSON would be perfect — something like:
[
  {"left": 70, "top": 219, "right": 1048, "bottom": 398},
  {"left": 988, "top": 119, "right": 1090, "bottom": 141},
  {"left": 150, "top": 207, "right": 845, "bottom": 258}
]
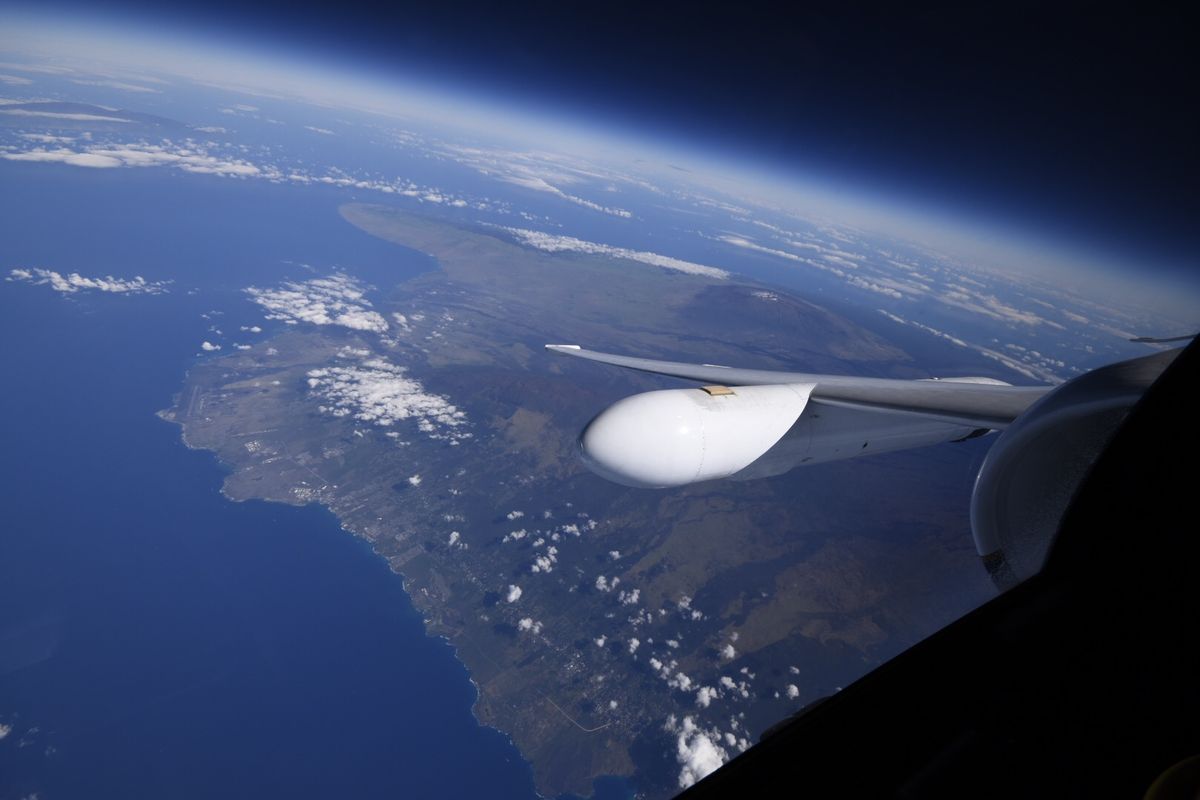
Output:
[
  {"left": 0, "top": 73, "right": 33, "bottom": 85},
  {"left": 517, "top": 617, "right": 543, "bottom": 634},
  {"left": 595, "top": 575, "right": 619, "bottom": 592},
  {"left": 668, "top": 672, "right": 693, "bottom": 692},
  {"left": 246, "top": 273, "right": 388, "bottom": 333},
  {"left": 304, "top": 125, "right": 335, "bottom": 135},
  {"left": 786, "top": 684, "right": 799, "bottom": 699},
  {"left": 0, "top": 108, "right": 133, "bottom": 122},
  {"left": 506, "top": 585, "right": 523, "bottom": 603},
  {"left": 2, "top": 148, "right": 123, "bottom": 168},
  {"left": 594, "top": 635, "right": 607, "bottom": 647},
  {"left": 1, "top": 142, "right": 262, "bottom": 175},
  {"left": 19, "top": 133, "right": 75, "bottom": 143},
  {"left": 200, "top": 341, "right": 220, "bottom": 351},
  {"left": 306, "top": 356, "right": 471, "bottom": 442},
  {"left": 433, "top": 142, "right": 657, "bottom": 215},
  {"left": 666, "top": 715, "right": 729, "bottom": 789},
  {"left": 628, "top": 637, "right": 640, "bottom": 654},
  {"left": 720, "top": 644, "right": 736, "bottom": 661},
  {"left": 0, "top": 722, "right": 11, "bottom": 739},
  {"left": 408, "top": 474, "right": 422, "bottom": 486},
  {"left": 498, "top": 172, "right": 634, "bottom": 217},
  {"left": 0, "top": 62, "right": 74, "bottom": 75},
  {"left": 71, "top": 78, "right": 161, "bottom": 93},
  {"left": 696, "top": 686, "right": 719, "bottom": 708},
  {"left": 618, "top": 588, "right": 640, "bottom": 606},
  {"left": 7, "top": 267, "right": 169, "bottom": 294},
  {"left": 500, "top": 227, "right": 729, "bottom": 279},
  {"left": 609, "top": 550, "right": 621, "bottom": 560},
  {"left": 506, "top": 510, "right": 525, "bottom": 520}
]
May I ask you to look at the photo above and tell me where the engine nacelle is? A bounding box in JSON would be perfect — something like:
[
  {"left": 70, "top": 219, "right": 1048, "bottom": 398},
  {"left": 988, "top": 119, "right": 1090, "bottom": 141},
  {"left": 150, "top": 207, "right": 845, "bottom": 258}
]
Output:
[
  {"left": 969, "top": 347, "right": 1180, "bottom": 584},
  {"left": 579, "top": 383, "right": 814, "bottom": 488}
]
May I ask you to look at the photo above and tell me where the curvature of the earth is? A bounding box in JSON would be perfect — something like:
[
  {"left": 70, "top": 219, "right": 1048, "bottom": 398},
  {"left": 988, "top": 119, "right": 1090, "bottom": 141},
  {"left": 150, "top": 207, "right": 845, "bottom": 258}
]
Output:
[{"left": 1, "top": 39, "right": 1192, "bottom": 798}]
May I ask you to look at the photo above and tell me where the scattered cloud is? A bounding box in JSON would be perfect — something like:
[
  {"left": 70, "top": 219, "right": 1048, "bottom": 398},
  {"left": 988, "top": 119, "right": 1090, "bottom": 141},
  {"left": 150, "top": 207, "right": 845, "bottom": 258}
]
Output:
[
  {"left": 246, "top": 273, "right": 388, "bottom": 333},
  {"left": 595, "top": 575, "right": 619, "bottom": 592},
  {"left": 306, "top": 356, "right": 471, "bottom": 442},
  {"left": 785, "top": 684, "right": 799, "bottom": 699},
  {"left": 7, "top": 267, "right": 169, "bottom": 295},
  {"left": 506, "top": 585, "right": 523, "bottom": 603},
  {"left": 665, "top": 715, "right": 729, "bottom": 789},
  {"left": 200, "top": 341, "right": 220, "bottom": 351}
]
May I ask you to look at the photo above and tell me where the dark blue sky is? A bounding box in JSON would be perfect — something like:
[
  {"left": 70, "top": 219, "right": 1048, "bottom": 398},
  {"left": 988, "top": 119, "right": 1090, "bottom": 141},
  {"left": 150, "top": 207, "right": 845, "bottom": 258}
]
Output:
[{"left": 15, "top": 2, "right": 1200, "bottom": 274}]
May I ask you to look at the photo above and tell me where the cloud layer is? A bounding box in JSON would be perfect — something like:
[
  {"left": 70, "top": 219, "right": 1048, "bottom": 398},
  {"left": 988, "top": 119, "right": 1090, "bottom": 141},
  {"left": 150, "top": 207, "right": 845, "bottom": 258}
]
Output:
[
  {"left": 7, "top": 267, "right": 169, "bottom": 294},
  {"left": 501, "top": 227, "right": 729, "bottom": 279}
]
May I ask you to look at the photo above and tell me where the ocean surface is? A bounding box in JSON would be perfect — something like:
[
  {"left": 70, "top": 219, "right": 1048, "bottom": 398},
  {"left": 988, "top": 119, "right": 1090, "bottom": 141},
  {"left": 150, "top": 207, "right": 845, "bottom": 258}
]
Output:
[{"left": 0, "top": 165, "right": 589, "bottom": 799}]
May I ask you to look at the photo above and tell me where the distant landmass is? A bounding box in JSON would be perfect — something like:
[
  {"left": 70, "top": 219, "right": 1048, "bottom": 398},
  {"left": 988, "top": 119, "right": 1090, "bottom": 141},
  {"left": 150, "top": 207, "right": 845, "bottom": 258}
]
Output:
[{"left": 160, "top": 206, "right": 994, "bottom": 797}]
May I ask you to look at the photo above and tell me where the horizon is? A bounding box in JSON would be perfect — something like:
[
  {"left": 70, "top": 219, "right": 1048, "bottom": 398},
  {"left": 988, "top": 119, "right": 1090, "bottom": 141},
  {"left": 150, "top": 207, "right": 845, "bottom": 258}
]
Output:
[{"left": 1, "top": 8, "right": 1198, "bottom": 320}]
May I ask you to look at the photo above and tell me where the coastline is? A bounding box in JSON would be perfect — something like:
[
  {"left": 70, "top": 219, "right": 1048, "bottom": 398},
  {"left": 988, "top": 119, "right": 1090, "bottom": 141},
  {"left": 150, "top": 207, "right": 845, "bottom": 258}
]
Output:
[{"left": 156, "top": 401, "right": 602, "bottom": 799}]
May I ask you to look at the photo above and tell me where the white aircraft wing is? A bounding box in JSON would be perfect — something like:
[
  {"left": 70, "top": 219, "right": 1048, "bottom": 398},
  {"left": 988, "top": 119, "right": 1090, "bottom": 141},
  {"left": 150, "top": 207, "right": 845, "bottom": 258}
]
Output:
[
  {"left": 546, "top": 344, "right": 1049, "bottom": 428},
  {"left": 547, "top": 342, "right": 1183, "bottom": 582}
]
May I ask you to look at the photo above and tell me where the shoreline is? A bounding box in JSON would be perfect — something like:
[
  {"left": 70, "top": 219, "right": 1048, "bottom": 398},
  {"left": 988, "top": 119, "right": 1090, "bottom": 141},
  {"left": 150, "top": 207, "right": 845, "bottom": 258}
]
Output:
[{"left": 157, "top": 401, "right": 615, "bottom": 800}]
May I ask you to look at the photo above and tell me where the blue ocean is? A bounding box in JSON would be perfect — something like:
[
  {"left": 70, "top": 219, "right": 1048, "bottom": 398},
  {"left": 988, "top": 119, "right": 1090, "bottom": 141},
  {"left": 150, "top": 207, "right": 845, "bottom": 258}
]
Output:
[{"left": 0, "top": 165, "right": 574, "bottom": 798}]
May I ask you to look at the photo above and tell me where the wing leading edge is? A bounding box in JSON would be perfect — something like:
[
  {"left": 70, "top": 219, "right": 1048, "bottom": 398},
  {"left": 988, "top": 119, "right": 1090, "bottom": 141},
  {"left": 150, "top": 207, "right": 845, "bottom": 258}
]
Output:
[{"left": 546, "top": 344, "right": 1051, "bottom": 428}]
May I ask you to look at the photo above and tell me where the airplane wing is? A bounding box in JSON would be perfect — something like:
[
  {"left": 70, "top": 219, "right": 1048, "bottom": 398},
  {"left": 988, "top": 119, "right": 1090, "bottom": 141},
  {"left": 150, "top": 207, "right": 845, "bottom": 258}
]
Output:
[
  {"left": 547, "top": 342, "right": 1183, "bottom": 581},
  {"left": 546, "top": 344, "right": 1049, "bottom": 428}
]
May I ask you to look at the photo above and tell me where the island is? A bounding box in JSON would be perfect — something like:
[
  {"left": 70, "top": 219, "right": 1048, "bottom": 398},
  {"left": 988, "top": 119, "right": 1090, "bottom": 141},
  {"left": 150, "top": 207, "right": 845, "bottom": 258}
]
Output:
[{"left": 159, "top": 205, "right": 995, "bottom": 796}]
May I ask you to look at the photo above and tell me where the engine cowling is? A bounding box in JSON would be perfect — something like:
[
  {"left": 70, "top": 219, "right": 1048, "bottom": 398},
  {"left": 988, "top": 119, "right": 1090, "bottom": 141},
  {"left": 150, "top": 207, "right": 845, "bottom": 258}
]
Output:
[
  {"left": 579, "top": 383, "right": 814, "bottom": 488},
  {"left": 970, "top": 347, "right": 1181, "bottom": 585}
]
